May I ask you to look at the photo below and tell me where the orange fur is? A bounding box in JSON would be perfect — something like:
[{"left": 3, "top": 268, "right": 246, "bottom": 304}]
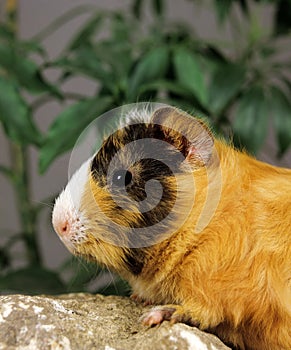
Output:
[{"left": 128, "top": 141, "right": 291, "bottom": 350}]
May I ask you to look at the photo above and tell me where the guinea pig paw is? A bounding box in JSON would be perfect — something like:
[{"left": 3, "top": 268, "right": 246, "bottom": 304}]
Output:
[
  {"left": 140, "top": 305, "right": 177, "bottom": 327},
  {"left": 141, "top": 305, "right": 199, "bottom": 327}
]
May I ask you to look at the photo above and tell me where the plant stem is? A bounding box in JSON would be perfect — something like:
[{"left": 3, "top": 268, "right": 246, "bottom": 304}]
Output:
[
  {"left": 5, "top": 0, "right": 17, "bottom": 34},
  {"left": 10, "top": 144, "right": 42, "bottom": 265},
  {"left": 31, "top": 4, "right": 96, "bottom": 42},
  {"left": 5, "top": 0, "right": 42, "bottom": 266}
]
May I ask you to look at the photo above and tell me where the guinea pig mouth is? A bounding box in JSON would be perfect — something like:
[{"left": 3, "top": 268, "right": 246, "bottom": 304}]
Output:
[
  {"left": 57, "top": 227, "right": 93, "bottom": 254},
  {"left": 59, "top": 235, "right": 77, "bottom": 254}
]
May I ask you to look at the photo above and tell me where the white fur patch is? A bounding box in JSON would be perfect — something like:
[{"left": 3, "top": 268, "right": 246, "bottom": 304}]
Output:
[
  {"left": 52, "top": 158, "right": 92, "bottom": 250},
  {"left": 118, "top": 103, "right": 167, "bottom": 128},
  {"left": 65, "top": 157, "right": 92, "bottom": 209},
  {"left": 53, "top": 158, "right": 91, "bottom": 221}
]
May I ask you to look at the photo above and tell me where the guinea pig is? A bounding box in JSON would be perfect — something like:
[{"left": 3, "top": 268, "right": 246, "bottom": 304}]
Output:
[{"left": 52, "top": 105, "right": 291, "bottom": 350}]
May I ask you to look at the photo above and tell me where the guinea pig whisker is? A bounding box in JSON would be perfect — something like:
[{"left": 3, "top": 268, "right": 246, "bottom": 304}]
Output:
[{"left": 32, "top": 199, "right": 55, "bottom": 209}]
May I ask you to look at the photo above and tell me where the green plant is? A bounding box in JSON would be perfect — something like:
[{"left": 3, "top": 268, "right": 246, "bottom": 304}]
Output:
[{"left": 0, "top": 0, "right": 290, "bottom": 295}]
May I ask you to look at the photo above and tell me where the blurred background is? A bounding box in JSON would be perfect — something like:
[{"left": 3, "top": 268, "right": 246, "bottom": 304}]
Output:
[{"left": 0, "top": 0, "right": 290, "bottom": 295}]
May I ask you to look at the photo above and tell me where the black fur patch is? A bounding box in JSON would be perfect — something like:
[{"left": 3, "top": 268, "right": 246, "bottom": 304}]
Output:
[
  {"left": 123, "top": 248, "right": 145, "bottom": 275},
  {"left": 91, "top": 123, "right": 185, "bottom": 184},
  {"left": 90, "top": 123, "right": 183, "bottom": 230}
]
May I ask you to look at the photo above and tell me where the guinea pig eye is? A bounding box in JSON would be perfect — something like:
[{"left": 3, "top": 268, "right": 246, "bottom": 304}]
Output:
[{"left": 112, "top": 169, "right": 132, "bottom": 187}]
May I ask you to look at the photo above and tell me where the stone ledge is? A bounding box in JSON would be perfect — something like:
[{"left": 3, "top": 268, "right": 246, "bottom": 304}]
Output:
[{"left": 0, "top": 293, "right": 230, "bottom": 350}]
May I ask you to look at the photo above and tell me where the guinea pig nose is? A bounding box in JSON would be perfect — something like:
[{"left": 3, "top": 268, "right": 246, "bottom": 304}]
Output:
[
  {"left": 61, "top": 221, "right": 69, "bottom": 235},
  {"left": 55, "top": 219, "right": 71, "bottom": 238}
]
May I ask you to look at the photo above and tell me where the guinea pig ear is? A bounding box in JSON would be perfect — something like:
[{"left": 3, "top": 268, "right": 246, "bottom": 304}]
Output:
[{"left": 151, "top": 106, "right": 214, "bottom": 167}]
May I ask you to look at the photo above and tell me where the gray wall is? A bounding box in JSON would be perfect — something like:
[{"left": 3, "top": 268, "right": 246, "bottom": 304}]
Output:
[{"left": 0, "top": 0, "right": 290, "bottom": 270}]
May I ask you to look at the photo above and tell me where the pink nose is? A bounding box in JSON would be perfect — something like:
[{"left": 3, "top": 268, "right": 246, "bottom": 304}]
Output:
[{"left": 54, "top": 219, "right": 70, "bottom": 238}]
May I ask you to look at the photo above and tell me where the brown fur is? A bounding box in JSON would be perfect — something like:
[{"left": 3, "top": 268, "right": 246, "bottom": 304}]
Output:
[{"left": 74, "top": 108, "right": 290, "bottom": 349}]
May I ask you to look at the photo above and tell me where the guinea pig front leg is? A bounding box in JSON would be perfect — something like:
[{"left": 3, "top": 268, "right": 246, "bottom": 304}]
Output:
[
  {"left": 141, "top": 304, "right": 200, "bottom": 328},
  {"left": 130, "top": 293, "right": 154, "bottom": 306},
  {"left": 141, "top": 304, "right": 242, "bottom": 348}
]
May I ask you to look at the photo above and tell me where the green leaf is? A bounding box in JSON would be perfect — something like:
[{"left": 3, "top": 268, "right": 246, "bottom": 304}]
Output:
[
  {"left": 139, "top": 79, "right": 193, "bottom": 98},
  {"left": 20, "top": 40, "right": 48, "bottom": 58},
  {"left": 233, "top": 86, "right": 269, "bottom": 154},
  {"left": 54, "top": 46, "right": 113, "bottom": 89},
  {"left": 128, "top": 46, "right": 169, "bottom": 100},
  {"left": 260, "top": 45, "right": 276, "bottom": 58},
  {"left": 0, "top": 44, "right": 60, "bottom": 96},
  {"left": 0, "top": 76, "right": 41, "bottom": 145},
  {"left": 214, "top": 0, "right": 233, "bottom": 23},
  {"left": 269, "top": 86, "right": 291, "bottom": 156},
  {"left": 202, "top": 44, "right": 227, "bottom": 64},
  {"left": 0, "top": 24, "right": 14, "bottom": 40},
  {"left": 110, "top": 13, "right": 133, "bottom": 42},
  {"left": 140, "top": 80, "right": 209, "bottom": 115},
  {"left": 173, "top": 47, "right": 208, "bottom": 106},
  {"left": 68, "top": 13, "right": 103, "bottom": 51},
  {"left": 208, "top": 63, "right": 246, "bottom": 114},
  {"left": 94, "top": 41, "right": 132, "bottom": 80},
  {"left": 0, "top": 267, "right": 66, "bottom": 295},
  {"left": 39, "top": 96, "right": 113, "bottom": 173}
]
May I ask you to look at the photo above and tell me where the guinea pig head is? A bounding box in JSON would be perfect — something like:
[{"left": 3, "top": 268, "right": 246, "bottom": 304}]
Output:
[{"left": 52, "top": 106, "right": 214, "bottom": 276}]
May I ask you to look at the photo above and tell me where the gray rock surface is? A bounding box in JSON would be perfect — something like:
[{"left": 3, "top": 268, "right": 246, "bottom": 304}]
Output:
[{"left": 0, "top": 293, "right": 230, "bottom": 350}]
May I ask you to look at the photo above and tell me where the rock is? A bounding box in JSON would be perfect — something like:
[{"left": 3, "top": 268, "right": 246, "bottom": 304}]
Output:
[{"left": 0, "top": 294, "right": 230, "bottom": 350}]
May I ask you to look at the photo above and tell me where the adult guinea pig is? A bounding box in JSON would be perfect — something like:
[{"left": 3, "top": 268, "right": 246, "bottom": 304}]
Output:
[{"left": 52, "top": 105, "right": 291, "bottom": 350}]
